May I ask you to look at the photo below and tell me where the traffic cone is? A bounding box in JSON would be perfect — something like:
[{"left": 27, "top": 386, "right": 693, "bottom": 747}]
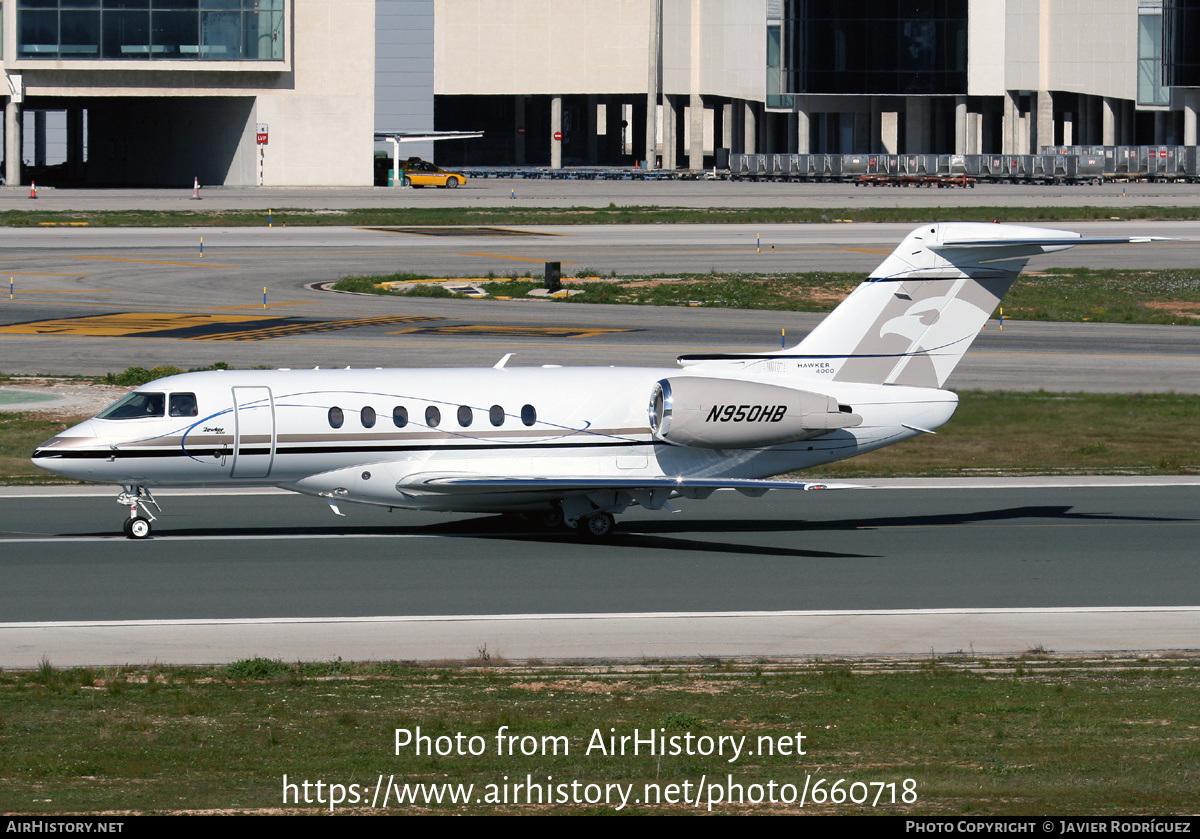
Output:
[
  {"left": 192, "top": 177, "right": 200, "bottom": 200},
  {"left": 29, "top": 181, "right": 36, "bottom": 199}
]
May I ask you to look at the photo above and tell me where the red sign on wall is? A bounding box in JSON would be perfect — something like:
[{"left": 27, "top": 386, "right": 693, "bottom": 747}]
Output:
[
  {"left": 256, "top": 123, "right": 269, "bottom": 145},
  {"left": 553, "top": 131, "right": 563, "bottom": 141}
]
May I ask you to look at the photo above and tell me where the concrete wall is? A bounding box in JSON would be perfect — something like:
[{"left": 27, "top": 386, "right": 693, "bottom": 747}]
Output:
[
  {"left": 2, "top": 0, "right": 375, "bottom": 186},
  {"left": 253, "top": 0, "right": 375, "bottom": 185},
  {"left": 968, "top": 0, "right": 1007, "bottom": 97},
  {"left": 435, "top": 0, "right": 654, "bottom": 96},
  {"left": 662, "top": 0, "right": 765, "bottom": 101},
  {"left": 1003, "top": 0, "right": 1136, "bottom": 100}
]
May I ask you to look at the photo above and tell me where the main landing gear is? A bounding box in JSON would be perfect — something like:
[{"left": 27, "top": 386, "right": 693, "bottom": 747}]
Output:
[
  {"left": 513, "top": 506, "right": 618, "bottom": 540},
  {"left": 576, "top": 511, "right": 615, "bottom": 540},
  {"left": 116, "top": 485, "right": 160, "bottom": 539}
]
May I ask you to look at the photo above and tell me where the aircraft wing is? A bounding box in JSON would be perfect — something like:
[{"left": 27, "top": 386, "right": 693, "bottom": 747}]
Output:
[{"left": 399, "top": 474, "right": 860, "bottom": 497}]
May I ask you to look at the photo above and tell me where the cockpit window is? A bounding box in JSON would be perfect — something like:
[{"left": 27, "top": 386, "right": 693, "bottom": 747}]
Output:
[
  {"left": 97, "top": 392, "right": 165, "bottom": 420},
  {"left": 169, "top": 393, "right": 198, "bottom": 417}
]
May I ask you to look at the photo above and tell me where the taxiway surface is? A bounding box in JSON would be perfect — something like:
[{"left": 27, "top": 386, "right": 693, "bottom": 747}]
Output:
[{"left": 1, "top": 222, "right": 1198, "bottom": 390}]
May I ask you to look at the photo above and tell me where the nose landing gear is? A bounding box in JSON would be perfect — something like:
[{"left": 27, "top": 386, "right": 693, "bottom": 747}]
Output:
[{"left": 116, "top": 486, "right": 160, "bottom": 539}]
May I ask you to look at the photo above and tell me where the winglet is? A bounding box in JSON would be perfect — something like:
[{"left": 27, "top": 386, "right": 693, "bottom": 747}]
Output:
[{"left": 493, "top": 353, "right": 514, "bottom": 370}]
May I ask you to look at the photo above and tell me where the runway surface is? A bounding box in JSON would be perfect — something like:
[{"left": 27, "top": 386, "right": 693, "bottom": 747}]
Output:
[
  {"left": 2, "top": 479, "right": 1198, "bottom": 666},
  {"left": 1, "top": 222, "right": 1198, "bottom": 389},
  {"left": 2, "top": 194, "right": 1198, "bottom": 665}
]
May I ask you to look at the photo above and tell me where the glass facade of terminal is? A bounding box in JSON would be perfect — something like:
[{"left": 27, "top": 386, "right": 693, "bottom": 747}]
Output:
[
  {"left": 1164, "top": 0, "right": 1200, "bottom": 87},
  {"left": 782, "top": 0, "right": 967, "bottom": 96},
  {"left": 17, "top": 0, "right": 285, "bottom": 61}
]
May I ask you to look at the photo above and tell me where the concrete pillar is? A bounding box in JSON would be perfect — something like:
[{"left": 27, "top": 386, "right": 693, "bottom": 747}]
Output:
[
  {"left": 662, "top": 95, "right": 676, "bottom": 169},
  {"left": 881, "top": 110, "right": 898, "bottom": 154},
  {"left": 1184, "top": 91, "right": 1198, "bottom": 146},
  {"left": 67, "top": 108, "right": 85, "bottom": 180},
  {"left": 1062, "top": 112, "right": 1073, "bottom": 147},
  {"left": 730, "top": 100, "right": 744, "bottom": 154},
  {"left": 1102, "top": 97, "right": 1116, "bottom": 145},
  {"left": 550, "top": 95, "right": 563, "bottom": 169},
  {"left": 5, "top": 100, "right": 21, "bottom": 187},
  {"left": 687, "top": 93, "right": 704, "bottom": 169},
  {"left": 743, "top": 100, "right": 757, "bottom": 154},
  {"left": 514, "top": 96, "right": 526, "bottom": 165},
  {"left": 1003, "top": 91, "right": 1018, "bottom": 154},
  {"left": 645, "top": 0, "right": 662, "bottom": 168},
  {"left": 720, "top": 101, "right": 733, "bottom": 155},
  {"left": 795, "top": 100, "right": 810, "bottom": 154},
  {"left": 1036, "top": 90, "right": 1054, "bottom": 151},
  {"left": 34, "top": 111, "right": 46, "bottom": 168},
  {"left": 954, "top": 96, "right": 967, "bottom": 154},
  {"left": 968, "top": 111, "right": 982, "bottom": 155}
]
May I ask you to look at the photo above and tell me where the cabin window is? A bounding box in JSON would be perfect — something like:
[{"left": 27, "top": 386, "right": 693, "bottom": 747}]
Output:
[
  {"left": 489, "top": 405, "right": 505, "bottom": 426},
  {"left": 426, "top": 406, "right": 441, "bottom": 427},
  {"left": 97, "top": 392, "right": 165, "bottom": 420},
  {"left": 393, "top": 406, "right": 408, "bottom": 428},
  {"left": 521, "top": 404, "right": 537, "bottom": 426},
  {"left": 328, "top": 406, "right": 344, "bottom": 429},
  {"left": 361, "top": 406, "right": 376, "bottom": 428},
  {"left": 169, "top": 393, "right": 198, "bottom": 417},
  {"left": 457, "top": 405, "right": 473, "bottom": 427}
]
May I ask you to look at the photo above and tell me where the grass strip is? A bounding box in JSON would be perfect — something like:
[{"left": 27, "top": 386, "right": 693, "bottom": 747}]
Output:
[
  {"left": 4, "top": 204, "right": 1200, "bottom": 228},
  {"left": 4, "top": 390, "right": 1198, "bottom": 485},
  {"left": 338, "top": 267, "right": 1200, "bottom": 326},
  {"left": 2, "top": 655, "right": 1198, "bottom": 814}
]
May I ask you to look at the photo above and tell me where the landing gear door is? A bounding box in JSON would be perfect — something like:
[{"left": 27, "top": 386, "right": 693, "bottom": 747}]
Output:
[{"left": 231, "top": 386, "right": 276, "bottom": 478}]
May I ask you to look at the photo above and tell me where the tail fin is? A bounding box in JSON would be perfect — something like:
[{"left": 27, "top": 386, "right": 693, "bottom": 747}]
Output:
[{"left": 789, "top": 222, "right": 1158, "bottom": 388}]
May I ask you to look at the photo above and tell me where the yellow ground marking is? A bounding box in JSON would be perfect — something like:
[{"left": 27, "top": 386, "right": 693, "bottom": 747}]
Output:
[
  {"left": 458, "top": 252, "right": 576, "bottom": 264},
  {"left": 387, "top": 325, "right": 630, "bottom": 339},
  {"left": 211, "top": 302, "right": 319, "bottom": 310},
  {"left": 193, "top": 315, "right": 441, "bottom": 342},
  {"left": 0, "top": 312, "right": 270, "bottom": 337},
  {"left": 69, "top": 256, "right": 234, "bottom": 268}
]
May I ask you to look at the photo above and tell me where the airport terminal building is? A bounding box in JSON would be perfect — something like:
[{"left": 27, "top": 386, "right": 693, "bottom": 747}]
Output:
[{"left": 2, "top": 0, "right": 1199, "bottom": 185}]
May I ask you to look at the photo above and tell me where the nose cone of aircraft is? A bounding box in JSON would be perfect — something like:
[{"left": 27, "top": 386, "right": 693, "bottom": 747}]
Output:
[{"left": 31, "top": 420, "right": 100, "bottom": 479}]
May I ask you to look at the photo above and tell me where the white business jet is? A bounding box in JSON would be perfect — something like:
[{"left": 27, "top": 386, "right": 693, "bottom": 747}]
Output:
[{"left": 32, "top": 222, "right": 1156, "bottom": 539}]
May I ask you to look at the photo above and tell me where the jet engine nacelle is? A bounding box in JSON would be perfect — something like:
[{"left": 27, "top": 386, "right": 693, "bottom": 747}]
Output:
[{"left": 648, "top": 377, "right": 862, "bottom": 449}]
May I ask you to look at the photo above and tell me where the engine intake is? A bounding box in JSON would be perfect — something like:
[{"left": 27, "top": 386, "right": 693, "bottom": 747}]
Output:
[{"left": 648, "top": 377, "right": 861, "bottom": 449}]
